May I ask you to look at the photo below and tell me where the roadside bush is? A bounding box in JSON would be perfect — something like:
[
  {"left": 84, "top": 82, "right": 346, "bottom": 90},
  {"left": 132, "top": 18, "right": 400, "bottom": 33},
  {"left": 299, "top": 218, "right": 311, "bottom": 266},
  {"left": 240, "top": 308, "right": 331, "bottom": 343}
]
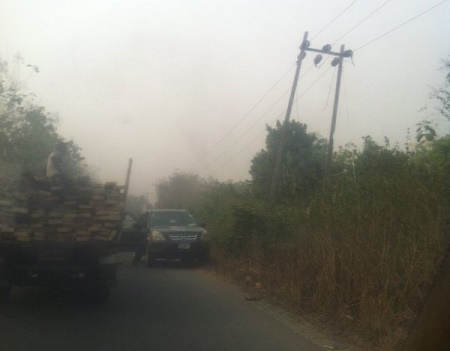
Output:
[{"left": 198, "top": 137, "right": 449, "bottom": 349}]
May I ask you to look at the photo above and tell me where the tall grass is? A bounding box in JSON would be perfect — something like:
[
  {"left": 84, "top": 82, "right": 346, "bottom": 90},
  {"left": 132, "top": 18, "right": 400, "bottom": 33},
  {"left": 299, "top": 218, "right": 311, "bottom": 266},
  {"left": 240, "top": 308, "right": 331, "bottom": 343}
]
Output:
[{"left": 196, "top": 140, "right": 449, "bottom": 349}]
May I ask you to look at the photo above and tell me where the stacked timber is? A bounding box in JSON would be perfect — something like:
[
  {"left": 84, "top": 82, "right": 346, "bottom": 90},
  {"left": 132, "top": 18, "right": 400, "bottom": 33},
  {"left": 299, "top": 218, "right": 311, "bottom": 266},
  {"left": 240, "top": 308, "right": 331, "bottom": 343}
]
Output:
[{"left": 0, "top": 177, "right": 124, "bottom": 243}]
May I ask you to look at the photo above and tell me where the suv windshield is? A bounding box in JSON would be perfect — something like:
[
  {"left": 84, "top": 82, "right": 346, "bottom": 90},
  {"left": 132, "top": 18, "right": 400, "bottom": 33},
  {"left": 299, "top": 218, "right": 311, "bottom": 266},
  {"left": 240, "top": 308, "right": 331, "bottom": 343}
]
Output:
[{"left": 148, "top": 211, "right": 197, "bottom": 227}]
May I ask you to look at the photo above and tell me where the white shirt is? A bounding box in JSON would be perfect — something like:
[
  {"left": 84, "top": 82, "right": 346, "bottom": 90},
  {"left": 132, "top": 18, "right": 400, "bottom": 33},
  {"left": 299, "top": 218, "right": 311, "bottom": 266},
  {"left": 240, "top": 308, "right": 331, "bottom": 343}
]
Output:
[{"left": 46, "top": 151, "right": 62, "bottom": 178}]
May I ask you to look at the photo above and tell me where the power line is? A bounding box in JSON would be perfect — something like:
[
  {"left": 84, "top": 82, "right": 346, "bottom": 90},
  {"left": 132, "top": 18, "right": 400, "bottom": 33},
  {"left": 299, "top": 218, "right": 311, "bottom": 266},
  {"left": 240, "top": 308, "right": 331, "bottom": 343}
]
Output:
[
  {"left": 210, "top": 126, "right": 266, "bottom": 177},
  {"left": 193, "top": 0, "right": 373, "bottom": 173},
  {"left": 193, "top": 1, "right": 369, "bottom": 171},
  {"left": 311, "top": 0, "right": 359, "bottom": 40},
  {"left": 200, "top": 61, "right": 317, "bottom": 171},
  {"left": 295, "top": 66, "right": 334, "bottom": 106},
  {"left": 209, "top": 66, "right": 333, "bottom": 177},
  {"left": 199, "top": 60, "right": 324, "bottom": 176},
  {"left": 341, "top": 68, "right": 353, "bottom": 137},
  {"left": 195, "top": 0, "right": 409, "bottom": 177},
  {"left": 355, "top": 0, "right": 449, "bottom": 52},
  {"left": 201, "top": 0, "right": 449, "bottom": 179},
  {"left": 321, "top": 67, "right": 337, "bottom": 111},
  {"left": 203, "top": 84, "right": 293, "bottom": 170},
  {"left": 190, "top": 62, "right": 296, "bottom": 168},
  {"left": 332, "top": 0, "right": 394, "bottom": 44}
]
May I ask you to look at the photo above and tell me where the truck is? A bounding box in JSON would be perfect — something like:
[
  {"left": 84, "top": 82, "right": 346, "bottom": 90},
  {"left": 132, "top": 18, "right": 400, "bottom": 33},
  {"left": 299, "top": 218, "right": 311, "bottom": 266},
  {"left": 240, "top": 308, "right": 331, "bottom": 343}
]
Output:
[{"left": 0, "top": 164, "right": 125, "bottom": 302}]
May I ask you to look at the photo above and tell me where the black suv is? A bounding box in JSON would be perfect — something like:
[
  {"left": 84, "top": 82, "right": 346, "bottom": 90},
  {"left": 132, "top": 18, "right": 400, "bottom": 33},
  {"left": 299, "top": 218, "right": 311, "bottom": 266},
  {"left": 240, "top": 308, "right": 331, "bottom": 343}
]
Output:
[{"left": 134, "top": 209, "right": 210, "bottom": 266}]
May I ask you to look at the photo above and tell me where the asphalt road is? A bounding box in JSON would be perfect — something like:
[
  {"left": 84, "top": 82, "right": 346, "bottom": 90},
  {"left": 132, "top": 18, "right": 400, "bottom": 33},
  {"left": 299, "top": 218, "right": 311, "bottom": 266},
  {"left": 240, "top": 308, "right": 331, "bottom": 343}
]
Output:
[{"left": 0, "top": 257, "right": 325, "bottom": 351}]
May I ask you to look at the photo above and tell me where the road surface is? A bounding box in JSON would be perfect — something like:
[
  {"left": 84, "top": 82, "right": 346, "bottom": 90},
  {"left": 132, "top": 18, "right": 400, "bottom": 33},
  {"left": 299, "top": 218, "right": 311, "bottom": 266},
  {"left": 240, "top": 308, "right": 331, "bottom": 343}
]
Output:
[{"left": 0, "top": 257, "right": 326, "bottom": 351}]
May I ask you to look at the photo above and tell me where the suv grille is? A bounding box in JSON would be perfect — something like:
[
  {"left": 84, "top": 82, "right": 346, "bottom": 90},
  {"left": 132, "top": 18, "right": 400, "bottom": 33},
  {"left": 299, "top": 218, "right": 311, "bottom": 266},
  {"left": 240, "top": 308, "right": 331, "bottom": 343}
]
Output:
[{"left": 168, "top": 234, "right": 198, "bottom": 241}]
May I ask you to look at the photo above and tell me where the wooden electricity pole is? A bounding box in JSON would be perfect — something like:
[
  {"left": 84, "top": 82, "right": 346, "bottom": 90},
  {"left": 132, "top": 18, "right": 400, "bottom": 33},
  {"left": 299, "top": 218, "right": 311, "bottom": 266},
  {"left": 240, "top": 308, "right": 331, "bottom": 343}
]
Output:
[
  {"left": 268, "top": 33, "right": 352, "bottom": 201},
  {"left": 325, "top": 44, "right": 345, "bottom": 181},
  {"left": 268, "top": 31, "right": 309, "bottom": 203}
]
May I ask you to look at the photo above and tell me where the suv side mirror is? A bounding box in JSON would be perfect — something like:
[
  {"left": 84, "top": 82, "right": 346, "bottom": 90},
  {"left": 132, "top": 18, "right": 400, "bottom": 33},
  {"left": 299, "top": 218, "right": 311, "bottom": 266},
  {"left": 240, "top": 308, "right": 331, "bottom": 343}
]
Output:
[{"left": 198, "top": 222, "right": 206, "bottom": 228}]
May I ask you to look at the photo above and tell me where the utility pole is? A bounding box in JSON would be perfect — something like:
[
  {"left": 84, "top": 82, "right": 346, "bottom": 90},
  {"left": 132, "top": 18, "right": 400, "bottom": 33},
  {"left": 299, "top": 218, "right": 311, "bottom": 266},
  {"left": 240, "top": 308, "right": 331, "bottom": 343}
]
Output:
[
  {"left": 268, "top": 36, "right": 353, "bottom": 201},
  {"left": 268, "top": 31, "right": 308, "bottom": 203},
  {"left": 123, "top": 158, "right": 133, "bottom": 208},
  {"left": 325, "top": 44, "right": 345, "bottom": 181},
  {"left": 119, "top": 157, "right": 133, "bottom": 244}
]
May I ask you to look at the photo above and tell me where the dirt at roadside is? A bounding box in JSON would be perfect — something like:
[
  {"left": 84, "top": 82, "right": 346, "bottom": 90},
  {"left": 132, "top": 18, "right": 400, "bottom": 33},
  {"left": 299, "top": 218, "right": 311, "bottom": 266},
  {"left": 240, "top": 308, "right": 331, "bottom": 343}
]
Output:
[{"left": 204, "top": 264, "right": 377, "bottom": 351}]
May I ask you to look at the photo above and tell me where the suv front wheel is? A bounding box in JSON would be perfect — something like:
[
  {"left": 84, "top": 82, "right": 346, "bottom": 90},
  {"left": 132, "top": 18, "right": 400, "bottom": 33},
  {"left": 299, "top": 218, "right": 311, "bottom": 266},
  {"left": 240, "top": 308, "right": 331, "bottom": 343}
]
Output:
[{"left": 146, "top": 250, "right": 155, "bottom": 267}]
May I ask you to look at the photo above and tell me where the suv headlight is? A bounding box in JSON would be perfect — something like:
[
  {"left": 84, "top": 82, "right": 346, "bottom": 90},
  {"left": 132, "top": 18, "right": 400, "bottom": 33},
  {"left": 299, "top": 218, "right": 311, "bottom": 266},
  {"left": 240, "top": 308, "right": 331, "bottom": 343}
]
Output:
[
  {"left": 150, "top": 231, "right": 166, "bottom": 242},
  {"left": 200, "top": 230, "right": 210, "bottom": 241}
]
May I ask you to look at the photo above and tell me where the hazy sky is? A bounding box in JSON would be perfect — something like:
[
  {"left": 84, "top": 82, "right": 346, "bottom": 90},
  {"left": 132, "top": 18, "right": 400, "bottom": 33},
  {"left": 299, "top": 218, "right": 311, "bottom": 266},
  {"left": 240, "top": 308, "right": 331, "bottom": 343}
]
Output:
[{"left": 1, "top": 0, "right": 449, "bottom": 200}]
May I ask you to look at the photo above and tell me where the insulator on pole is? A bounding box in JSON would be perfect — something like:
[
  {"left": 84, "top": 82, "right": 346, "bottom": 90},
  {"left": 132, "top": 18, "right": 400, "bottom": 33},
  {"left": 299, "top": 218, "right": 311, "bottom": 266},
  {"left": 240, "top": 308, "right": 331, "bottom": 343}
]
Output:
[
  {"left": 331, "top": 57, "right": 340, "bottom": 67},
  {"left": 314, "top": 54, "right": 323, "bottom": 67},
  {"left": 322, "top": 44, "right": 332, "bottom": 53},
  {"left": 301, "top": 40, "right": 310, "bottom": 49},
  {"left": 342, "top": 50, "right": 353, "bottom": 58}
]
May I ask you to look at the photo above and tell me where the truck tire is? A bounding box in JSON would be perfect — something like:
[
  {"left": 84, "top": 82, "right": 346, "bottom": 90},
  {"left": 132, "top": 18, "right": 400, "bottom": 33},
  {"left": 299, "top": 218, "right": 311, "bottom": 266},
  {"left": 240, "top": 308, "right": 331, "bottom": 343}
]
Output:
[
  {"left": 132, "top": 252, "right": 142, "bottom": 265},
  {"left": 0, "top": 284, "right": 11, "bottom": 302},
  {"left": 87, "top": 286, "right": 110, "bottom": 303},
  {"left": 146, "top": 253, "right": 155, "bottom": 267},
  {"left": 198, "top": 253, "right": 210, "bottom": 264},
  {"left": 95, "top": 287, "right": 110, "bottom": 302},
  {"left": 0, "top": 256, "right": 11, "bottom": 302}
]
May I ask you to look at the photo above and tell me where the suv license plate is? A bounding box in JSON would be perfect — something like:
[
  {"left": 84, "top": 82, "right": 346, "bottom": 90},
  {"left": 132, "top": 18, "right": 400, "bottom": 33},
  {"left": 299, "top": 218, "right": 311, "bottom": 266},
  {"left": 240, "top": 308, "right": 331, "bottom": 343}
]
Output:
[
  {"left": 178, "top": 243, "right": 190, "bottom": 249},
  {"left": 39, "top": 251, "right": 66, "bottom": 262}
]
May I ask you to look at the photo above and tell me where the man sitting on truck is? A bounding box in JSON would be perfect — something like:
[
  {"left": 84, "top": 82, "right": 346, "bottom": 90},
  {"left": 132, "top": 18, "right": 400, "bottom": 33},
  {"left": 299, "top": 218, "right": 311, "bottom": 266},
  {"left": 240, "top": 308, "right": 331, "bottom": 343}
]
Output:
[{"left": 46, "top": 141, "right": 69, "bottom": 188}]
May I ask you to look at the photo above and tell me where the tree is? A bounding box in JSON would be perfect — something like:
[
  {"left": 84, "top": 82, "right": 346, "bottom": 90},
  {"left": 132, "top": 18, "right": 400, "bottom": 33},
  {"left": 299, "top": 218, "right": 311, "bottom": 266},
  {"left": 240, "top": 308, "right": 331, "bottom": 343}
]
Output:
[
  {"left": 250, "top": 120, "right": 327, "bottom": 201},
  {"left": 155, "top": 171, "right": 207, "bottom": 209},
  {"left": 0, "top": 57, "right": 84, "bottom": 176},
  {"left": 416, "top": 120, "right": 437, "bottom": 145},
  {"left": 125, "top": 194, "right": 149, "bottom": 217},
  {"left": 433, "top": 58, "right": 450, "bottom": 121},
  {"left": 352, "top": 136, "right": 408, "bottom": 180}
]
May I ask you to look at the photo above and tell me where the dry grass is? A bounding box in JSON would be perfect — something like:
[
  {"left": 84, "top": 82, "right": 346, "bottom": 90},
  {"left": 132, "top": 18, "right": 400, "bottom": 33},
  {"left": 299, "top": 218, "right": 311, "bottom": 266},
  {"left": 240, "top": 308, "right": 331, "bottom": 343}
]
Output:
[
  {"left": 198, "top": 141, "right": 450, "bottom": 350},
  {"left": 209, "top": 179, "right": 448, "bottom": 350}
]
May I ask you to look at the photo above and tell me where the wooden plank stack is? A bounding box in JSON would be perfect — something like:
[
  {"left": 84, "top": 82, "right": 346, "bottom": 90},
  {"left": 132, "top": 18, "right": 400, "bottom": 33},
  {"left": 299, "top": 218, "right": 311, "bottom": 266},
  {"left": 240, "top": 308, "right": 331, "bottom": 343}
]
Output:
[
  {"left": 0, "top": 163, "right": 22, "bottom": 235},
  {"left": 0, "top": 173, "right": 125, "bottom": 243}
]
